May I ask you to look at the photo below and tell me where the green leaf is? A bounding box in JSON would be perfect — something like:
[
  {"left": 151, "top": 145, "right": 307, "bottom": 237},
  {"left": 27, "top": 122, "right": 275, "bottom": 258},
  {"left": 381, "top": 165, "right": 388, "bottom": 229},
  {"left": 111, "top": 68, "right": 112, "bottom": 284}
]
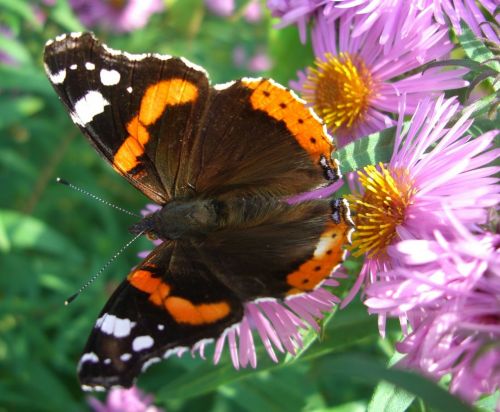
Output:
[
  {"left": 464, "top": 92, "right": 498, "bottom": 119},
  {"left": 334, "top": 127, "right": 395, "bottom": 173},
  {"left": 0, "top": 65, "right": 52, "bottom": 95},
  {"left": 458, "top": 25, "right": 499, "bottom": 79},
  {"left": 0, "top": 35, "right": 32, "bottom": 65},
  {"left": 368, "top": 381, "right": 415, "bottom": 412},
  {"left": 0, "top": 209, "right": 82, "bottom": 261},
  {"left": 0, "top": 0, "right": 39, "bottom": 25},
  {"left": 156, "top": 303, "right": 377, "bottom": 401},
  {"left": 0, "top": 96, "right": 44, "bottom": 129},
  {"left": 268, "top": 23, "right": 314, "bottom": 84},
  {"left": 49, "top": 0, "right": 85, "bottom": 32},
  {"left": 325, "top": 355, "right": 473, "bottom": 412}
]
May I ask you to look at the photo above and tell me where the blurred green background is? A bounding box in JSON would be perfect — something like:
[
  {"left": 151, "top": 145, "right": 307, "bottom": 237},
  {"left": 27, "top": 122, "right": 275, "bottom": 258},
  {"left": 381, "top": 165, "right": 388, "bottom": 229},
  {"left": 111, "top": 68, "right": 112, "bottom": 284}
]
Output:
[{"left": 0, "top": 1, "right": 491, "bottom": 411}]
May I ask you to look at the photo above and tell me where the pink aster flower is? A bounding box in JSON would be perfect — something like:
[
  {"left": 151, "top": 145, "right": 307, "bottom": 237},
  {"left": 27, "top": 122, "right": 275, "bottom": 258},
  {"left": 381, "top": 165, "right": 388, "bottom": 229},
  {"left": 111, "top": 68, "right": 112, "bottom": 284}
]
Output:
[
  {"left": 248, "top": 50, "right": 273, "bottom": 72},
  {"left": 292, "top": 6, "right": 469, "bottom": 147},
  {"left": 138, "top": 181, "right": 351, "bottom": 369},
  {"left": 425, "top": 0, "right": 499, "bottom": 43},
  {"left": 0, "top": 26, "right": 19, "bottom": 66},
  {"left": 69, "top": 0, "right": 164, "bottom": 33},
  {"left": 344, "top": 95, "right": 499, "bottom": 331},
  {"left": 87, "top": 386, "right": 164, "bottom": 412},
  {"left": 204, "top": 0, "right": 235, "bottom": 17},
  {"left": 267, "top": 1, "right": 432, "bottom": 45},
  {"left": 368, "top": 213, "right": 500, "bottom": 404},
  {"left": 243, "top": 0, "right": 263, "bottom": 23},
  {"left": 268, "top": 1, "right": 500, "bottom": 44}
]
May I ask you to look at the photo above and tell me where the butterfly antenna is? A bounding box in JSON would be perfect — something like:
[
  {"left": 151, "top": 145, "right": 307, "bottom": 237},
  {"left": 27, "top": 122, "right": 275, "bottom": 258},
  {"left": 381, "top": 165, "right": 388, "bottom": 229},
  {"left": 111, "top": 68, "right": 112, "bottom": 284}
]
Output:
[
  {"left": 64, "top": 230, "right": 145, "bottom": 305},
  {"left": 56, "top": 177, "right": 141, "bottom": 218}
]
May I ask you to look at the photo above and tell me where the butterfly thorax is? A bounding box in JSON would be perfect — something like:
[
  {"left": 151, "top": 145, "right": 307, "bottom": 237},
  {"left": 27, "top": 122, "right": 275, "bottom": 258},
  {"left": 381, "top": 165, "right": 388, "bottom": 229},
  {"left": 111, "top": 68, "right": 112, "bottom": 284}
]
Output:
[
  {"left": 129, "top": 196, "right": 284, "bottom": 241},
  {"left": 129, "top": 199, "right": 226, "bottom": 240}
]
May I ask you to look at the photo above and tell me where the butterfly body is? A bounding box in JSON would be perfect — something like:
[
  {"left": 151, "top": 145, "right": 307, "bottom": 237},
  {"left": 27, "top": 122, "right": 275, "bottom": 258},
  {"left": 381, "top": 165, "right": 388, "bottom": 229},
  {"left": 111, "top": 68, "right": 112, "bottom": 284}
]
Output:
[{"left": 43, "top": 32, "right": 352, "bottom": 390}]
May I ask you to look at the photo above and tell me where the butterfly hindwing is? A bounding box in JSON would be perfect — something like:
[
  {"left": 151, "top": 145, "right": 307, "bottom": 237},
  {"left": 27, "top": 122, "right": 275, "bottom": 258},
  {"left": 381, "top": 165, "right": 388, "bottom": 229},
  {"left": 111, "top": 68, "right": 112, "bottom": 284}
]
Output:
[
  {"left": 78, "top": 241, "right": 244, "bottom": 389},
  {"left": 197, "top": 198, "right": 351, "bottom": 299},
  {"left": 43, "top": 32, "right": 211, "bottom": 203}
]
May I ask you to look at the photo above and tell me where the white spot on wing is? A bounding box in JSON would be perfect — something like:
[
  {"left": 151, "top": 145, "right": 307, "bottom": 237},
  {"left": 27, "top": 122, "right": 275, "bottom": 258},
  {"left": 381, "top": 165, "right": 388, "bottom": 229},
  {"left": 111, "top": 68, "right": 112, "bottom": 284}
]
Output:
[
  {"left": 132, "top": 335, "right": 154, "bottom": 351},
  {"left": 157, "top": 324, "right": 165, "bottom": 330},
  {"left": 97, "top": 314, "right": 136, "bottom": 338},
  {"left": 55, "top": 33, "right": 67, "bottom": 42},
  {"left": 71, "top": 91, "right": 109, "bottom": 126},
  {"left": 104, "top": 358, "right": 111, "bottom": 365},
  {"left": 126, "top": 86, "right": 133, "bottom": 93},
  {"left": 141, "top": 357, "right": 161, "bottom": 372},
  {"left": 100, "top": 69, "right": 121, "bottom": 86},
  {"left": 70, "top": 64, "right": 77, "bottom": 70},
  {"left": 120, "top": 353, "right": 132, "bottom": 362},
  {"left": 85, "top": 62, "right": 95, "bottom": 70},
  {"left": 124, "top": 51, "right": 148, "bottom": 61},
  {"left": 80, "top": 352, "right": 99, "bottom": 363},
  {"left": 180, "top": 56, "right": 209, "bottom": 77},
  {"left": 152, "top": 52, "right": 172, "bottom": 61},
  {"left": 314, "top": 235, "right": 334, "bottom": 257},
  {"left": 45, "top": 66, "right": 66, "bottom": 84},
  {"left": 214, "top": 81, "right": 235, "bottom": 90}
]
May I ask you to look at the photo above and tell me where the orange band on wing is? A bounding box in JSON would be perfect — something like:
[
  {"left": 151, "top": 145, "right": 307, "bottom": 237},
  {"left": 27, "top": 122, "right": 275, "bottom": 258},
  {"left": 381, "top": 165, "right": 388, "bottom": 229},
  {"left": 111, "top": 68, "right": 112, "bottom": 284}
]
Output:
[
  {"left": 128, "top": 269, "right": 230, "bottom": 324},
  {"left": 286, "top": 220, "right": 349, "bottom": 295},
  {"left": 139, "top": 79, "right": 199, "bottom": 125},
  {"left": 113, "top": 78, "right": 199, "bottom": 174},
  {"left": 165, "top": 297, "right": 231, "bottom": 325},
  {"left": 243, "top": 79, "right": 333, "bottom": 163},
  {"left": 128, "top": 269, "right": 163, "bottom": 293}
]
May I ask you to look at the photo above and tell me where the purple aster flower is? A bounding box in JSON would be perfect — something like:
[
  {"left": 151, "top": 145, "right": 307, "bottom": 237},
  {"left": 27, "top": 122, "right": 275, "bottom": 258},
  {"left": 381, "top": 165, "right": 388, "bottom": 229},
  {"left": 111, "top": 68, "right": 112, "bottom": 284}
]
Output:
[
  {"left": 248, "top": 50, "right": 273, "bottom": 72},
  {"left": 244, "top": 0, "right": 263, "bottom": 23},
  {"left": 344, "top": 95, "right": 499, "bottom": 331},
  {"left": 268, "top": 1, "right": 499, "bottom": 44},
  {"left": 233, "top": 46, "right": 247, "bottom": 68},
  {"left": 69, "top": 0, "right": 164, "bottom": 33},
  {"left": 232, "top": 46, "right": 273, "bottom": 73},
  {"left": 425, "top": 0, "right": 499, "bottom": 43},
  {"left": 367, "top": 212, "right": 500, "bottom": 404},
  {"left": 0, "top": 26, "right": 18, "bottom": 66},
  {"left": 87, "top": 385, "right": 164, "bottom": 412},
  {"left": 204, "top": 0, "right": 235, "bottom": 17},
  {"left": 138, "top": 182, "right": 351, "bottom": 369},
  {"left": 292, "top": 6, "right": 469, "bottom": 147},
  {"left": 267, "top": 1, "right": 427, "bottom": 44}
]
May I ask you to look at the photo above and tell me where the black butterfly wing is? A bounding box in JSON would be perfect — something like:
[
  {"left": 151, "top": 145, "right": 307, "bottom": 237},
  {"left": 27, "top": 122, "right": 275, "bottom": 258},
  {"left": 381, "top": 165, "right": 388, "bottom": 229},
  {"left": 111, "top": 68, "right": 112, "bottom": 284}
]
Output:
[
  {"left": 43, "top": 32, "right": 211, "bottom": 203},
  {"left": 181, "top": 78, "right": 339, "bottom": 199},
  {"left": 78, "top": 241, "right": 243, "bottom": 389}
]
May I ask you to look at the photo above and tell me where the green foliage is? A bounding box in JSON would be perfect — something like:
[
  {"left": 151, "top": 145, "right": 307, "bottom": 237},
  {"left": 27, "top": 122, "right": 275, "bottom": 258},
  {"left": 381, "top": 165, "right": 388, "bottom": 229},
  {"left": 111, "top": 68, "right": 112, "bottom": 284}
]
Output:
[{"left": 0, "top": 1, "right": 497, "bottom": 412}]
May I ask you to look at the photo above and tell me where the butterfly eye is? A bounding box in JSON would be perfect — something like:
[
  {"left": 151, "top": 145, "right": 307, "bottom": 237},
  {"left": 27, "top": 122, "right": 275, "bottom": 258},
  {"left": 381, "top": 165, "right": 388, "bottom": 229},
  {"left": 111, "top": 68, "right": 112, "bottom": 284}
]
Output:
[{"left": 146, "top": 232, "right": 158, "bottom": 241}]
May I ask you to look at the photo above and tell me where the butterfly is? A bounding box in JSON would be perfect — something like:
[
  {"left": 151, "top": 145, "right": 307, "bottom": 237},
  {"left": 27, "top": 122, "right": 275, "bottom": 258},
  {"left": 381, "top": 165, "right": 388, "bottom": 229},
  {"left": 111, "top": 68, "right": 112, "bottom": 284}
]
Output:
[{"left": 43, "top": 32, "right": 352, "bottom": 390}]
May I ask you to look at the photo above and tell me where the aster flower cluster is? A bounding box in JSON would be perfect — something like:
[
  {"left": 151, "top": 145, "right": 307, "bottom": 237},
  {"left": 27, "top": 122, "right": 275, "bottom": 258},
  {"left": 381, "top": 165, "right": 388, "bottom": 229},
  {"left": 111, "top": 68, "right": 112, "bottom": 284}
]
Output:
[
  {"left": 69, "top": 0, "right": 164, "bottom": 33},
  {"left": 270, "top": 0, "right": 499, "bottom": 407},
  {"left": 345, "top": 96, "right": 499, "bottom": 402}
]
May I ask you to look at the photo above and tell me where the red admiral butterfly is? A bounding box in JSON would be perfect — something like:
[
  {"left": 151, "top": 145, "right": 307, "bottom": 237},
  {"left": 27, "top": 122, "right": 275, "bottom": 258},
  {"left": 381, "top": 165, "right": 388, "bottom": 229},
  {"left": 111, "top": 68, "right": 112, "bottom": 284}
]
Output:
[{"left": 44, "top": 32, "right": 352, "bottom": 390}]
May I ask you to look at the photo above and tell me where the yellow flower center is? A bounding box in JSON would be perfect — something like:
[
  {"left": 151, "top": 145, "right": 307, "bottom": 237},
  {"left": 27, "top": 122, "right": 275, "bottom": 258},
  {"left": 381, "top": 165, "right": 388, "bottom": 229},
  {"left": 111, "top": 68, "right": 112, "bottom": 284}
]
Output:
[
  {"left": 303, "top": 52, "right": 375, "bottom": 135},
  {"left": 347, "top": 163, "right": 416, "bottom": 259}
]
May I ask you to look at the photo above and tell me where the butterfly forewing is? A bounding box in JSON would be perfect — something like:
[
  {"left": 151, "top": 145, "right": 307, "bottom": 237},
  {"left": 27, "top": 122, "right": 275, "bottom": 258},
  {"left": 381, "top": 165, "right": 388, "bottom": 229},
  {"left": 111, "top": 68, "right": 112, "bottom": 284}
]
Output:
[{"left": 44, "top": 32, "right": 211, "bottom": 203}]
